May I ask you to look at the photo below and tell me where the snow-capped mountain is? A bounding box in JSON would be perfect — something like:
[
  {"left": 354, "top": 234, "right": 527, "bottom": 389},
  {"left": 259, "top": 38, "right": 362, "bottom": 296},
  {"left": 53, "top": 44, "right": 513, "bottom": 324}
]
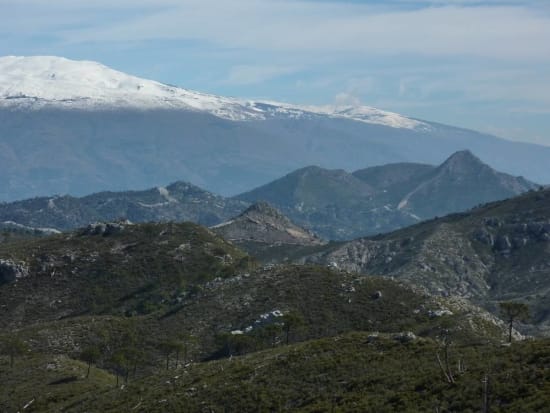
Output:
[
  {"left": 0, "top": 56, "right": 426, "bottom": 129},
  {"left": 0, "top": 55, "right": 549, "bottom": 202}
]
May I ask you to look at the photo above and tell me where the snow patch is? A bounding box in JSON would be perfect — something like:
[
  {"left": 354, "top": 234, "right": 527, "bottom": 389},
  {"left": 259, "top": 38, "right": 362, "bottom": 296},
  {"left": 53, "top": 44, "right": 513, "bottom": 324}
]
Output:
[
  {"left": 1, "top": 221, "right": 61, "bottom": 234},
  {"left": 0, "top": 56, "right": 429, "bottom": 130},
  {"left": 397, "top": 198, "right": 408, "bottom": 210},
  {"left": 210, "top": 220, "right": 234, "bottom": 229}
]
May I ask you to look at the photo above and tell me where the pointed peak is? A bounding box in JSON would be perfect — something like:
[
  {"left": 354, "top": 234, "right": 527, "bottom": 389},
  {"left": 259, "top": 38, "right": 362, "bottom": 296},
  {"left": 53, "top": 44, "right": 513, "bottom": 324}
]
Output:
[
  {"left": 439, "top": 150, "right": 487, "bottom": 171},
  {"left": 214, "top": 201, "right": 324, "bottom": 246},
  {"left": 293, "top": 165, "right": 325, "bottom": 174},
  {"left": 167, "top": 181, "right": 204, "bottom": 192},
  {"left": 445, "top": 150, "right": 482, "bottom": 163},
  {"left": 240, "top": 201, "right": 285, "bottom": 218},
  {"left": 290, "top": 165, "right": 351, "bottom": 178}
]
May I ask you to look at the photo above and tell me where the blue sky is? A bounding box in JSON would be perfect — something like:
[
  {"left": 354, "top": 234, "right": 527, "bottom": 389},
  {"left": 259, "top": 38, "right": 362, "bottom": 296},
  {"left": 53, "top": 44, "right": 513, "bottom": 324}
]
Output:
[{"left": 1, "top": 0, "right": 550, "bottom": 145}]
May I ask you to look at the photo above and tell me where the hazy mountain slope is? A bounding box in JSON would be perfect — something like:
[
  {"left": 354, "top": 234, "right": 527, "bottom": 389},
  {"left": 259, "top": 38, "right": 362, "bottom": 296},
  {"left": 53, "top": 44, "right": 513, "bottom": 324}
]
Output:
[
  {"left": 236, "top": 151, "right": 536, "bottom": 240},
  {"left": 235, "top": 166, "right": 410, "bottom": 240},
  {"left": 353, "top": 162, "right": 436, "bottom": 204},
  {"left": 236, "top": 165, "right": 375, "bottom": 208},
  {"left": 395, "top": 150, "right": 537, "bottom": 219},
  {"left": 0, "top": 181, "right": 248, "bottom": 230},
  {"left": 0, "top": 150, "right": 535, "bottom": 240},
  {"left": 1, "top": 56, "right": 550, "bottom": 201},
  {"left": 301, "top": 188, "right": 550, "bottom": 334}
]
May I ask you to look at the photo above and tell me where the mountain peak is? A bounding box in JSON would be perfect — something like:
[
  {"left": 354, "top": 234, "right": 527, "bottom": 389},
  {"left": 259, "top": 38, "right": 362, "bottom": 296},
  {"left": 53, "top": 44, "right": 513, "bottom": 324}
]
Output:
[
  {"left": 213, "top": 201, "right": 324, "bottom": 246},
  {"left": 240, "top": 201, "right": 283, "bottom": 218},
  {"left": 394, "top": 150, "right": 538, "bottom": 219},
  {"left": 438, "top": 150, "right": 487, "bottom": 173},
  {"left": 446, "top": 149, "right": 480, "bottom": 162}
]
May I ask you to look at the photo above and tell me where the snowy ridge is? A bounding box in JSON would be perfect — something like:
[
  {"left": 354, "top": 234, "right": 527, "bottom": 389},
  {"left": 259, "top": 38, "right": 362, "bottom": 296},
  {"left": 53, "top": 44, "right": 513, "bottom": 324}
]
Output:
[
  {"left": 1, "top": 221, "right": 61, "bottom": 235},
  {"left": 291, "top": 104, "right": 427, "bottom": 130},
  {"left": 0, "top": 56, "right": 428, "bottom": 129}
]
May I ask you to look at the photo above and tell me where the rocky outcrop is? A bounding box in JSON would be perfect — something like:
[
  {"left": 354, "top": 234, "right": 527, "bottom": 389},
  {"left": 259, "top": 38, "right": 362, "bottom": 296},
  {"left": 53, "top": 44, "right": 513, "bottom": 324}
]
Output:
[
  {"left": 212, "top": 202, "right": 324, "bottom": 246},
  {"left": 0, "top": 259, "right": 29, "bottom": 283},
  {"left": 82, "top": 221, "right": 131, "bottom": 236},
  {"left": 474, "top": 218, "right": 550, "bottom": 255}
]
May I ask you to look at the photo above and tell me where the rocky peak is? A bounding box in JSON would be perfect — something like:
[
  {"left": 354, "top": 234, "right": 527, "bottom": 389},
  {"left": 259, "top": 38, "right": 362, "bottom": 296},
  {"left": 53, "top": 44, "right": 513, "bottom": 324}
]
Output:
[
  {"left": 81, "top": 220, "right": 132, "bottom": 236},
  {"left": 0, "top": 259, "right": 29, "bottom": 283},
  {"left": 437, "top": 150, "right": 487, "bottom": 174},
  {"left": 240, "top": 201, "right": 290, "bottom": 222},
  {"left": 213, "top": 202, "right": 324, "bottom": 246}
]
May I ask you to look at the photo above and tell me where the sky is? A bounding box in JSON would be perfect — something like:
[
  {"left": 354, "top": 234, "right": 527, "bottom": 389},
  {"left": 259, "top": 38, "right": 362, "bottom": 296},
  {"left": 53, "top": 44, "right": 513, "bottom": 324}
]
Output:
[{"left": 1, "top": 0, "right": 549, "bottom": 146}]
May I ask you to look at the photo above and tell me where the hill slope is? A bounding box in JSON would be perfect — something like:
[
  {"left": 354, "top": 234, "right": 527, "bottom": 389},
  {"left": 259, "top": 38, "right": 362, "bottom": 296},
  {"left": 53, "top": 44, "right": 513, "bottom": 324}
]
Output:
[
  {"left": 0, "top": 221, "right": 251, "bottom": 328},
  {"left": 301, "top": 188, "right": 550, "bottom": 334},
  {"left": 59, "top": 334, "right": 550, "bottom": 413},
  {"left": 0, "top": 220, "right": 530, "bottom": 412}
]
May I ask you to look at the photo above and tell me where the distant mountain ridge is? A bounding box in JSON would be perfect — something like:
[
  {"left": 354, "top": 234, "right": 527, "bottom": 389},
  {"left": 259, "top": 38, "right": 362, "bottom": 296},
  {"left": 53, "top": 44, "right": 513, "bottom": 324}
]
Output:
[
  {"left": 0, "top": 150, "right": 537, "bottom": 240},
  {"left": 236, "top": 150, "right": 537, "bottom": 240},
  {"left": 1, "top": 56, "right": 549, "bottom": 201},
  {"left": 0, "top": 181, "right": 247, "bottom": 230}
]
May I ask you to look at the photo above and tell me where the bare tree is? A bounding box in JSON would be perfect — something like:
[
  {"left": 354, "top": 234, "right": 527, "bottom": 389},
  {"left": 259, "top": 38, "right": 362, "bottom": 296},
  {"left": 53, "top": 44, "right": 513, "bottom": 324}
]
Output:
[
  {"left": 499, "top": 302, "right": 529, "bottom": 343},
  {"left": 80, "top": 346, "right": 101, "bottom": 378},
  {"left": 281, "top": 312, "right": 305, "bottom": 345},
  {"left": 1, "top": 337, "right": 28, "bottom": 369}
]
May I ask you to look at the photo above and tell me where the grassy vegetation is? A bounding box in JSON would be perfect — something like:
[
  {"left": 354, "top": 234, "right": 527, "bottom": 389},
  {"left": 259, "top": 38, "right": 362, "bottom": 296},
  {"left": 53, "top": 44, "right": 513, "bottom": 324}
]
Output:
[
  {"left": 2, "top": 334, "right": 549, "bottom": 412},
  {"left": 0, "top": 225, "right": 51, "bottom": 244},
  {"left": 0, "top": 222, "right": 251, "bottom": 328},
  {"left": 0, "top": 353, "right": 114, "bottom": 412}
]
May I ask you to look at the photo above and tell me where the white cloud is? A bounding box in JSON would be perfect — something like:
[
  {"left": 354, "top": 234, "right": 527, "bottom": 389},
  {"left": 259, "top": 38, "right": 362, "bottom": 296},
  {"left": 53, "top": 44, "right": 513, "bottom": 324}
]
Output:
[
  {"left": 334, "top": 92, "right": 362, "bottom": 107},
  {"left": 2, "top": 1, "right": 549, "bottom": 60}
]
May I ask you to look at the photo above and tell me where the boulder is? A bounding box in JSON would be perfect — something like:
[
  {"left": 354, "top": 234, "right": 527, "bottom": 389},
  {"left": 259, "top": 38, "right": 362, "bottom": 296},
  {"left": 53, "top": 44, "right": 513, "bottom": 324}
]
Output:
[
  {"left": 474, "top": 228, "right": 494, "bottom": 246},
  {"left": 372, "top": 290, "right": 383, "bottom": 300},
  {"left": 494, "top": 235, "right": 512, "bottom": 253},
  {"left": 393, "top": 331, "right": 416, "bottom": 343},
  {"left": 84, "top": 222, "right": 127, "bottom": 236},
  {"left": 0, "top": 259, "right": 29, "bottom": 283}
]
